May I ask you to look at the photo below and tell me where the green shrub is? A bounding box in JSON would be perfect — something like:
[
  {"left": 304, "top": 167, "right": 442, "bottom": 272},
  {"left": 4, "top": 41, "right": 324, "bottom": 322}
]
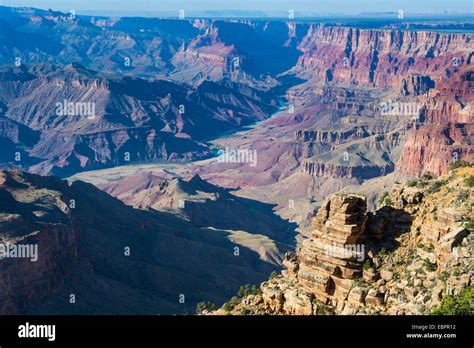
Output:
[
  {"left": 421, "top": 173, "right": 434, "bottom": 181},
  {"left": 455, "top": 190, "right": 469, "bottom": 205},
  {"left": 196, "top": 301, "right": 217, "bottom": 314},
  {"left": 240, "top": 308, "right": 251, "bottom": 315},
  {"left": 250, "top": 284, "right": 260, "bottom": 295},
  {"left": 440, "top": 271, "right": 449, "bottom": 282},
  {"left": 353, "top": 277, "right": 367, "bottom": 287},
  {"left": 378, "top": 191, "right": 393, "bottom": 207},
  {"left": 222, "top": 301, "right": 233, "bottom": 312},
  {"left": 449, "top": 160, "right": 470, "bottom": 171},
  {"left": 423, "top": 259, "right": 437, "bottom": 272},
  {"left": 431, "top": 286, "right": 474, "bottom": 315},
  {"left": 269, "top": 271, "right": 279, "bottom": 279},
  {"left": 315, "top": 305, "right": 326, "bottom": 315},
  {"left": 236, "top": 284, "right": 261, "bottom": 297},
  {"left": 363, "top": 259, "right": 372, "bottom": 270},
  {"left": 406, "top": 179, "right": 418, "bottom": 187},
  {"left": 428, "top": 180, "right": 444, "bottom": 194},
  {"left": 237, "top": 285, "right": 249, "bottom": 298},
  {"left": 464, "top": 176, "right": 474, "bottom": 188},
  {"left": 463, "top": 219, "right": 474, "bottom": 232},
  {"left": 378, "top": 192, "right": 389, "bottom": 206}
]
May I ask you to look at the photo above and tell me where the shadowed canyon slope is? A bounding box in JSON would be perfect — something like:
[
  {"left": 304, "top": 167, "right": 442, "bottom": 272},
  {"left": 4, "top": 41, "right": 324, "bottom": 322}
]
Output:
[{"left": 0, "top": 170, "right": 289, "bottom": 314}]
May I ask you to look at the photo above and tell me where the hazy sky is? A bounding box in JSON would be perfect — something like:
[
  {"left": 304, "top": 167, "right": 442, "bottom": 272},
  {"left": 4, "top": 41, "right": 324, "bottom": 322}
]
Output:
[{"left": 2, "top": 0, "right": 473, "bottom": 14}]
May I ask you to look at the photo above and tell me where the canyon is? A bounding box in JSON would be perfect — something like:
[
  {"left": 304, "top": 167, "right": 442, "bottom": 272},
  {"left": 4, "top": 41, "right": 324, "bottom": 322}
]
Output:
[
  {"left": 0, "top": 170, "right": 288, "bottom": 314},
  {"left": 0, "top": 6, "right": 472, "bottom": 315}
]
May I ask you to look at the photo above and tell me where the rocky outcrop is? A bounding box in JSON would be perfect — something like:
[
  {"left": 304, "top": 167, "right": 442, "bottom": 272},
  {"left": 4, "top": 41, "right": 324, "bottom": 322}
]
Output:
[
  {"left": 216, "top": 163, "right": 473, "bottom": 315},
  {"left": 400, "top": 75, "right": 435, "bottom": 96},
  {"left": 295, "top": 129, "right": 367, "bottom": 144},
  {"left": 302, "top": 162, "right": 394, "bottom": 180},
  {"left": 397, "top": 124, "right": 473, "bottom": 177},
  {"left": 397, "top": 67, "right": 473, "bottom": 177},
  {"left": 297, "top": 194, "right": 367, "bottom": 305}
]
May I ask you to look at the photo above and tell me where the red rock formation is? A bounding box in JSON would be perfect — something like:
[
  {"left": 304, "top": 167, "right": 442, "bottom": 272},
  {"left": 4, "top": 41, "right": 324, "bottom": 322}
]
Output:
[
  {"left": 397, "top": 67, "right": 473, "bottom": 177},
  {"left": 297, "top": 194, "right": 367, "bottom": 304},
  {"left": 302, "top": 162, "right": 395, "bottom": 180},
  {"left": 294, "top": 25, "right": 472, "bottom": 88}
]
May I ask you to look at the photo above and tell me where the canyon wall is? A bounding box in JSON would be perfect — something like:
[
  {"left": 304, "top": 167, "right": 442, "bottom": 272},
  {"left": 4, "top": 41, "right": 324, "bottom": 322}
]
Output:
[{"left": 214, "top": 164, "right": 473, "bottom": 315}]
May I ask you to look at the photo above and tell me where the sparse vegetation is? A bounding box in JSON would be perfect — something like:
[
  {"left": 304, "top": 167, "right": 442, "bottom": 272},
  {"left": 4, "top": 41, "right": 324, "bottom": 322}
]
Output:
[
  {"left": 239, "top": 308, "right": 251, "bottom": 315},
  {"left": 237, "top": 284, "right": 261, "bottom": 297},
  {"left": 269, "top": 271, "right": 279, "bottom": 279},
  {"left": 463, "top": 218, "right": 474, "bottom": 233},
  {"left": 423, "top": 259, "right": 437, "bottom": 272},
  {"left": 419, "top": 304, "right": 427, "bottom": 314},
  {"left": 455, "top": 190, "right": 469, "bottom": 205},
  {"left": 406, "top": 179, "right": 418, "bottom": 187},
  {"left": 416, "top": 241, "right": 435, "bottom": 253},
  {"left": 440, "top": 271, "right": 450, "bottom": 282},
  {"left": 222, "top": 283, "right": 262, "bottom": 313},
  {"left": 449, "top": 160, "right": 470, "bottom": 171},
  {"left": 222, "top": 301, "right": 233, "bottom": 312},
  {"left": 431, "top": 286, "right": 474, "bottom": 315},
  {"left": 379, "top": 247, "right": 388, "bottom": 256},
  {"left": 315, "top": 304, "right": 326, "bottom": 315},
  {"left": 222, "top": 294, "right": 244, "bottom": 313},
  {"left": 353, "top": 277, "right": 367, "bottom": 287},
  {"left": 428, "top": 180, "right": 446, "bottom": 194},
  {"left": 363, "top": 259, "right": 372, "bottom": 270},
  {"left": 378, "top": 191, "right": 392, "bottom": 207},
  {"left": 421, "top": 173, "right": 434, "bottom": 181},
  {"left": 196, "top": 301, "right": 217, "bottom": 314},
  {"left": 464, "top": 175, "right": 474, "bottom": 188}
]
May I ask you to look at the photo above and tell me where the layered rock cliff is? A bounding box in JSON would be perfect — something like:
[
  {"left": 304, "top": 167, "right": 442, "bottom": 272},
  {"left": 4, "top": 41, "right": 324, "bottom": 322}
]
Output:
[
  {"left": 214, "top": 162, "right": 473, "bottom": 315},
  {"left": 397, "top": 67, "right": 473, "bottom": 177},
  {"left": 1, "top": 7, "right": 472, "bottom": 181},
  {"left": 0, "top": 63, "right": 277, "bottom": 176},
  {"left": 294, "top": 25, "right": 472, "bottom": 88}
]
